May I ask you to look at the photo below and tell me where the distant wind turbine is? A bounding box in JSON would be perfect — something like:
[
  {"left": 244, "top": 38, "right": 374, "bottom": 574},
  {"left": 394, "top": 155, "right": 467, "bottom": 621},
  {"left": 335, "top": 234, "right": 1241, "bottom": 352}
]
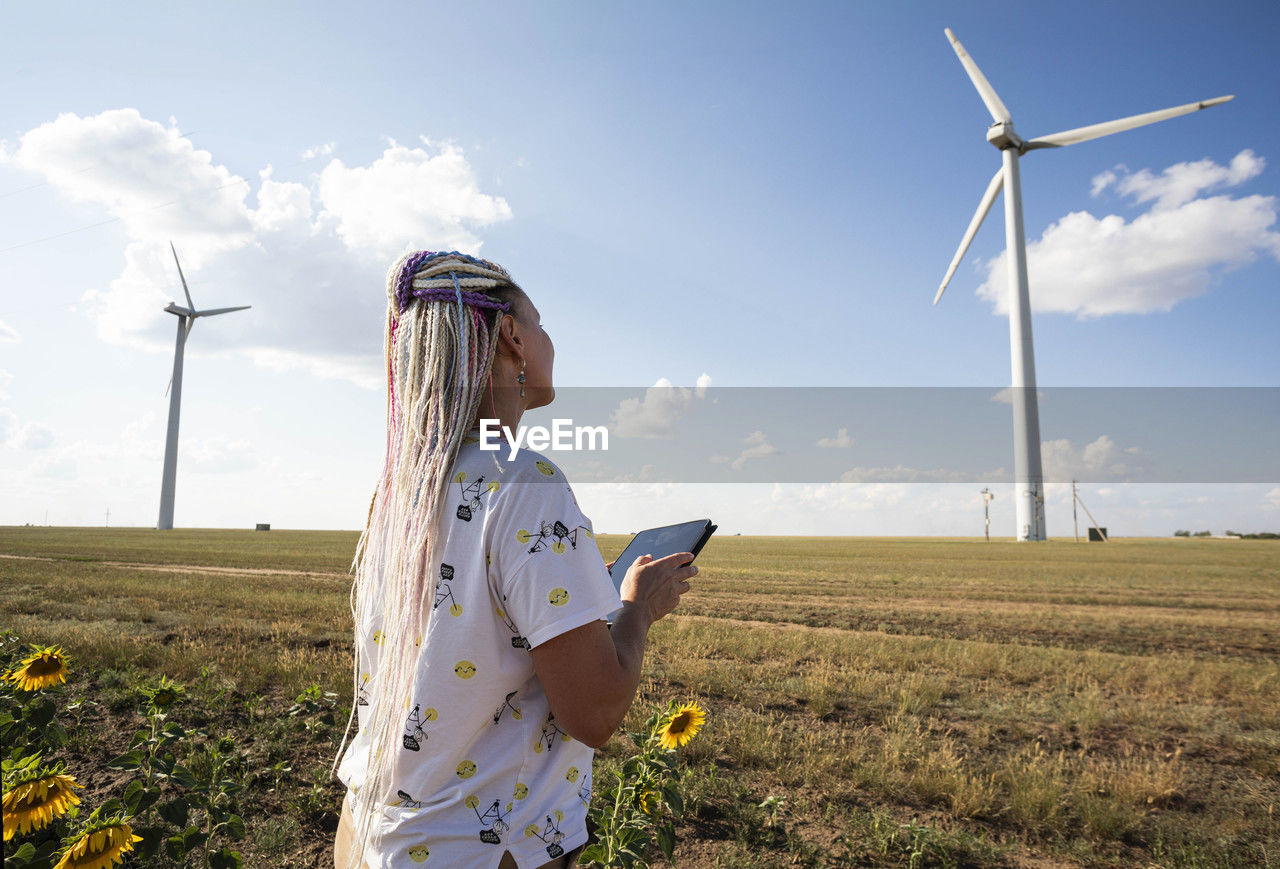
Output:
[
  {"left": 157, "top": 242, "right": 250, "bottom": 530},
  {"left": 935, "top": 27, "right": 1232, "bottom": 542}
]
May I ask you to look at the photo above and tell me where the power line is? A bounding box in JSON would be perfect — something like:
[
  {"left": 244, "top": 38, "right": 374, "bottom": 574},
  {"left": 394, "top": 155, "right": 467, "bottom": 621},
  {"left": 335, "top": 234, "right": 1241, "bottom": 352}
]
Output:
[
  {"left": 0, "top": 172, "right": 250, "bottom": 255},
  {"left": 0, "top": 131, "right": 199, "bottom": 199}
]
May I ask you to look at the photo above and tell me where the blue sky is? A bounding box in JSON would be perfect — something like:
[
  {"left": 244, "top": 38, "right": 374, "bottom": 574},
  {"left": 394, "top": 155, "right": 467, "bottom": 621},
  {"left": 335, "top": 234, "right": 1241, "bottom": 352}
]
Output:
[{"left": 2, "top": 1, "right": 1278, "bottom": 534}]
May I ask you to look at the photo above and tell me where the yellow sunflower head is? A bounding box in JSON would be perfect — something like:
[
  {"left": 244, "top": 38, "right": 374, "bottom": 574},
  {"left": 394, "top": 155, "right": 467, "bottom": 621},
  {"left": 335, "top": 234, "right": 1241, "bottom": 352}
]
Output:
[
  {"left": 6, "top": 645, "right": 70, "bottom": 692},
  {"left": 54, "top": 817, "right": 142, "bottom": 869},
  {"left": 657, "top": 701, "right": 707, "bottom": 750},
  {"left": 638, "top": 790, "right": 659, "bottom": 815},
  {"left": 2, "top": 761, "right": 83, "bottom": 840},
  {"left": 141, "top": 675, "right": 185, "bottom": 711}
]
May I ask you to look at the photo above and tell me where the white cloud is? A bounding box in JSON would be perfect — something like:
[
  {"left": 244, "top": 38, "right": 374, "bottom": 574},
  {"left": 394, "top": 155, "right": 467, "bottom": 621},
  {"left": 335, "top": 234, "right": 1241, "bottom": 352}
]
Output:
[
  {"left": 839, "top": 464, "right": 976, "bottom": 483},
  {"left": 1040, "top": 434, "right": 1143, "bottom": 482},
  {"left": 0, "top": 408, "right": 55, "bottom": 450},
  {"left": 978, "top": 150, "right": 1280, "bottom": 318},
  {"left": 0, "top": 320, "right": 19, "bottom": 343},
  {"left": 182, "top": 436, "right": 258, "bottom": 473},
  {"left": 731, "top": 430, "right": 779, "bottom": 471},
  {"left": 990, "top": 387, "right": 1045, "bottom": 405},
  {"left": 0, "top": 370, "right": 12, "bottom": 400},
  {"left": 2, "top": 109, "right": 514, "bottom": 386},
  {"left": 1092, "top": 150, "right": 1265, "bottom": 211},
  {"left": 610, "top": 374, "right": 712, "bottom": 438},
  {"left": 317, "top": 139, "right": 511, "bottom": 257},
  {"left": 1263, "top": 487, "right": 1280, "bottom": 512},
  {"left": 816, "top": 427, "right": 853, "bottom": 448},
  {"left": 301, "top": 142, "right": 335, "bottom": 160},
  {"left": 4, "top": 108, "right": 252, "bottom": 251},
  {"left": 0, "top": 406, "right": 55, "bottom": 447}
]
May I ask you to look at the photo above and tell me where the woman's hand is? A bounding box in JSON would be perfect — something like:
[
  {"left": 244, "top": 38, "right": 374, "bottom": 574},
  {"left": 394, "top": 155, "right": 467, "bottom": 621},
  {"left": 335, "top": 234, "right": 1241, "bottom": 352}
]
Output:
[{"left": 617, "top": 552, "right": 698, "bottom": 624}]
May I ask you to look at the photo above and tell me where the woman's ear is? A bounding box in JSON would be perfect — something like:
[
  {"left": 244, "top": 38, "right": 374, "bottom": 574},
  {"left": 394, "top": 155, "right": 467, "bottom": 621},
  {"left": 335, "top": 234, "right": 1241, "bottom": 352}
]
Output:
[{"left": 495, "top": 311, "right": 525, "bottom": 361}]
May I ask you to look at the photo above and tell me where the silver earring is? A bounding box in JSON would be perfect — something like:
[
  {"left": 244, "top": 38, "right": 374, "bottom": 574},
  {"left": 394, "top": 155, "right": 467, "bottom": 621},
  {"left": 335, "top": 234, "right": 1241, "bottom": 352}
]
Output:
[{"left": 517, "top": 361, "right": 526, "bottom": 398}]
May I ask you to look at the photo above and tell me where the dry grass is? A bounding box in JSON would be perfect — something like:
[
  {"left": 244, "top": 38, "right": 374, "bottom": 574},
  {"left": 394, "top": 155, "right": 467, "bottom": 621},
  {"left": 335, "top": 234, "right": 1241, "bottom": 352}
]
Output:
[{"left": 2, "top": 527, "right": 1277, "bottom": 867}]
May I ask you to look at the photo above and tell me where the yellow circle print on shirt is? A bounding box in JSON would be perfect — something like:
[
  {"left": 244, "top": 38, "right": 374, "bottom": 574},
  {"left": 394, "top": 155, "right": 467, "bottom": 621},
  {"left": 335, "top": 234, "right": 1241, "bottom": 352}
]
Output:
[
  {"left": 407, "top": 844, "right": 430, "bottom": 863},
  {"left": 535, "top": 460, "right": 555, "bottom": 476},
  {"left": 565, "top": 766, "right": 579, "bottom": 782},
  {"left": 454, "top": 660, "right": 477, "bottom": 679},
  {"left": 464, "top": 794, "right": 479, "bottom": 810},
  {"left": 456, "top": 759, "right": 477, "bottom": 780},
  {"left": 548, "top": 588, "right": 569, "bottom": 606},
  {"left": 514, "top": 783, "right": 528, "bottom": 800}
]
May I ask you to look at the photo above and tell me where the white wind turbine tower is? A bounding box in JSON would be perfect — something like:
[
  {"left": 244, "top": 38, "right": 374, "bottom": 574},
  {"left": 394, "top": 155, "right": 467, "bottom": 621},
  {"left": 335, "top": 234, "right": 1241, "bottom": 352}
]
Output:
[
  {"left": 157, "top": 242, "right": 250, "bottom": 530},
  {"left": 934, "top": 27, "right": 1232, "bottom": 542}
]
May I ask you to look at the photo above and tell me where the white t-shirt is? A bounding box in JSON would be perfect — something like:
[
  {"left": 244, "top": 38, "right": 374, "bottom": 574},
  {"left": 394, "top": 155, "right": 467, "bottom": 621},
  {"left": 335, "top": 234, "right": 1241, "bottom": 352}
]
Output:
[{"left": 336, "top": 438, "right": 622, "bottom": 868}]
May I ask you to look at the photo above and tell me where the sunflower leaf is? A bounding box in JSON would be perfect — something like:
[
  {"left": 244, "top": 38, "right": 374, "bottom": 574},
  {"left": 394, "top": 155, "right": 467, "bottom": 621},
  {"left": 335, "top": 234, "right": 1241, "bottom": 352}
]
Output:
[
  {"left": 158, "top": 797, "right": 190, "bottom": 827},
  {"left": 225, "top": 813, "right": 246, "bottom": 840},
  {"left": 662, "top": 783, "right": 684, "bottom": 816},
  {"left": 209, "top": 847, "right": 243, "bottom": 869},
  {"left": 106, "top": 749, "right": 144, "bottom": 771},
  {"left": 656, "top": 822, "right": 676, "bottom": 861},
  {"left": 124, "top": 779, "right": 145, "bottom": 813}
]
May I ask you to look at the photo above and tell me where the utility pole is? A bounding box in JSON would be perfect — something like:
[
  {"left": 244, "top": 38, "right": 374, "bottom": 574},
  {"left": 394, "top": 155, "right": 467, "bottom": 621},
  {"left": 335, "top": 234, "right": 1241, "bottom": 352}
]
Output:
[
  {"left": 1072, "top": 480, "right": 1079, "bottom": 543},
  {"left": 981, "top": 488, "right": 995, "bottom": 542}
]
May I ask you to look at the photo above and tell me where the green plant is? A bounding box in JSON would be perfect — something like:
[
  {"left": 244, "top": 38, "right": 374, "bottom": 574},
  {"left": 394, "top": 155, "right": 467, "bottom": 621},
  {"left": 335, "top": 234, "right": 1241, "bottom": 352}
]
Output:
[{"left": 578, "top": 700, "right": 706, "bottom": 867}]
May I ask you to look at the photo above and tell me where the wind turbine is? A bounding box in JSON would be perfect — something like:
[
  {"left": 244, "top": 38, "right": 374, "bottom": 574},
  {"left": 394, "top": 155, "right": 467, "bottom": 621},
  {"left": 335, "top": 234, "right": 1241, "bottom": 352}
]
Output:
[
  {"left": 157, "top": 242, "right": 250, "bottom": 530},
  {"left": 934, "top": 27, "right": 1232, "bottom": 542}
]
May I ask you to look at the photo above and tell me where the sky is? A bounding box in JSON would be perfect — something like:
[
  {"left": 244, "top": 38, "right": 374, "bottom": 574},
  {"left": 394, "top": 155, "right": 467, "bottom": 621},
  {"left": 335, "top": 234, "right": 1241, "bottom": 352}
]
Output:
[{"left": 2, "top": 0, "right": 1278, "bottom": 536}]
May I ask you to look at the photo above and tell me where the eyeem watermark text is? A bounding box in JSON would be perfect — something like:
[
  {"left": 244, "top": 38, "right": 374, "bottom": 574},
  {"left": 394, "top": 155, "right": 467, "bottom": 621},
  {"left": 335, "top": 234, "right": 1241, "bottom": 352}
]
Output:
[{"left": 479, "top": 418, "right": 609, "bottom": 461}]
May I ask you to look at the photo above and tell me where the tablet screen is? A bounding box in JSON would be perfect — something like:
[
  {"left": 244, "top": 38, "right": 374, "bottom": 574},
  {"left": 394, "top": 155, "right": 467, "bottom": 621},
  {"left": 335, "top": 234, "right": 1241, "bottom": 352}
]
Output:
[{"left": 607, "top": 519, "right": 714, "bottom": 598}]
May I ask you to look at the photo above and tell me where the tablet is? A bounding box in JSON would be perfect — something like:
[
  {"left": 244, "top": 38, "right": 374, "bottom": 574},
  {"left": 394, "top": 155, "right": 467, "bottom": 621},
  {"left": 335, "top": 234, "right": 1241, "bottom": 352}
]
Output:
[{"left": 607, "top": 519, "right": 716, "bottom": 617}]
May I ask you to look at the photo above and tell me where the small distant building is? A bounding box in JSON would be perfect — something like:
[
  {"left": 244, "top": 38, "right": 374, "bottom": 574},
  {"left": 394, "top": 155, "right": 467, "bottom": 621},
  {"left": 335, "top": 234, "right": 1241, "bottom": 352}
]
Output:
[{"left": 255, "top": 523, "right": 271, "bottom": 531}]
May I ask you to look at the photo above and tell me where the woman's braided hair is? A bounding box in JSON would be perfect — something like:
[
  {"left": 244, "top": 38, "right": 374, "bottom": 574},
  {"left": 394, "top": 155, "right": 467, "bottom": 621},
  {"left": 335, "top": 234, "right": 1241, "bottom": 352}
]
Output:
[{"left": 332, "top": 250, "right": 526, "bottom": 868}]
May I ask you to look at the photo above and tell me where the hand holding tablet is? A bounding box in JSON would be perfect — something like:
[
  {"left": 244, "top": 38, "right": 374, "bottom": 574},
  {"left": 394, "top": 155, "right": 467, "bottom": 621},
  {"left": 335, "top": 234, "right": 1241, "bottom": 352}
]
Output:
[{"left": 606, "top": 519, "right": 716, "bottom": 624}]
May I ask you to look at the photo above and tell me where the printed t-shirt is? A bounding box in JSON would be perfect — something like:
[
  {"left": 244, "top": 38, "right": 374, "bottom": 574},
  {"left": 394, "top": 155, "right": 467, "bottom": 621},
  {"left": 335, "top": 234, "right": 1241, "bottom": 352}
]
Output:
[{"left": 336, "top": 437, "right": 622, "bottom": 868}]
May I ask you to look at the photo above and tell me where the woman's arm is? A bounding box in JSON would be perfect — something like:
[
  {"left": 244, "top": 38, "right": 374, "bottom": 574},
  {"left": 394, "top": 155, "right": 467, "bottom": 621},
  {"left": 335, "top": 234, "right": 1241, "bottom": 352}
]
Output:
[{"left": 529, "top": 552, "right": 697, "bottom": 748}]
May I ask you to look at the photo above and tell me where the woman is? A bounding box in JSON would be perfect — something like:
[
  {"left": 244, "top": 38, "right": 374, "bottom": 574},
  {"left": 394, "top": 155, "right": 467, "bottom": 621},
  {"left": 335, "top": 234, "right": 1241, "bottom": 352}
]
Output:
[{"left": 332, "top": 251, "right": 697, "bottom": 868}]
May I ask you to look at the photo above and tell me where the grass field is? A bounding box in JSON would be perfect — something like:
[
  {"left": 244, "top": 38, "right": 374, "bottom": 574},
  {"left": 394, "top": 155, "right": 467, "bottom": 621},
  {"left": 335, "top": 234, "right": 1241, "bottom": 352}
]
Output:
[{"left": 1, "top": 527, "right": 1277, "bottom": 867}]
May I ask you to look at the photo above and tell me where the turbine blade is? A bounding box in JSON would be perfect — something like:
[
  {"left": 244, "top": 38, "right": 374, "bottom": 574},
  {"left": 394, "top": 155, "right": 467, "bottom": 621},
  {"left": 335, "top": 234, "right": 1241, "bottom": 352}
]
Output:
[
  {"left": 185, "top": 317, "right": 195, "bottom": 340},
  {"left": 170, "top": 241, "right": 195, "bottom": 310},
  {"left": 164, "top": 375, "right": 173, "bottom": 398},
  {"left": 1023, "top": 95, "right": 1234, "bottom": 150},
  {"left": 935, "top": 167, "right": 1005, "bottom": 305},
  {"left": 196, "top": 305, "right": 251, "bottom": 317},
  {"left": 944, "top": 28, "right": 1012, "bottom": 124}
]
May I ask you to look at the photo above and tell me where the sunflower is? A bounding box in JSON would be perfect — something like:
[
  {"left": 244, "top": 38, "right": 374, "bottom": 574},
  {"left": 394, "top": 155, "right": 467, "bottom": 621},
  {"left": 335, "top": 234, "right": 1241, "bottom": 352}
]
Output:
[
  {"left": 2, "top": 767, "right": 83, "bottom": 840},
  {"left": 657, "top": 701, "right": 706, "bottom": 750},
  {"left": 53, "top": 821, "right": 142, "bottom": 869},
  {"left": 6, "top": 645, "right": 69, "bottom": 692},
  {"left": 638, "top": 790, "right": 659, "bottom": 815},
  {"left": 142, "top": 675, "right": 185, "bottom": 711}
]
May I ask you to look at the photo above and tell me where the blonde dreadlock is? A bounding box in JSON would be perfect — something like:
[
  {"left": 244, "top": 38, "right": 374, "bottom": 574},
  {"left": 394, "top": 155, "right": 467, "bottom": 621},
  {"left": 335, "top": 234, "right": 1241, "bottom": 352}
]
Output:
[{"left": 331, "top": 250, "right": 525, "bottom": 868}]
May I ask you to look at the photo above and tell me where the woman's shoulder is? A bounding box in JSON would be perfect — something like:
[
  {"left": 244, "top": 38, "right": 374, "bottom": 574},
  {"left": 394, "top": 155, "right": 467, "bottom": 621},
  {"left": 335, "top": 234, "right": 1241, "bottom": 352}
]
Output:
[{"left": 459, "top": 435, "right": 570, "bottom": 484}]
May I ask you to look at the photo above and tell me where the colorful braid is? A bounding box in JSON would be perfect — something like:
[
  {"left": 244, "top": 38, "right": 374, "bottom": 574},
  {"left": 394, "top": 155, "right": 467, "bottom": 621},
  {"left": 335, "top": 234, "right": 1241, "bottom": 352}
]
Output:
[{"left": 334, "top": 248, "right": 522, "bottom": 869}]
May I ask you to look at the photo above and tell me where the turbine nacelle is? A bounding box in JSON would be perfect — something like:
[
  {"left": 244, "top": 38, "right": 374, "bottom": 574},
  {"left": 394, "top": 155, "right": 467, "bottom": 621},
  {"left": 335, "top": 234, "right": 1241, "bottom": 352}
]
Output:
[
  {"left": 164, "top": 303, "right": 193, "bottom": 317},
  {"left": 985, "top": 122, "right": 1024, "bottom": 152}
]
